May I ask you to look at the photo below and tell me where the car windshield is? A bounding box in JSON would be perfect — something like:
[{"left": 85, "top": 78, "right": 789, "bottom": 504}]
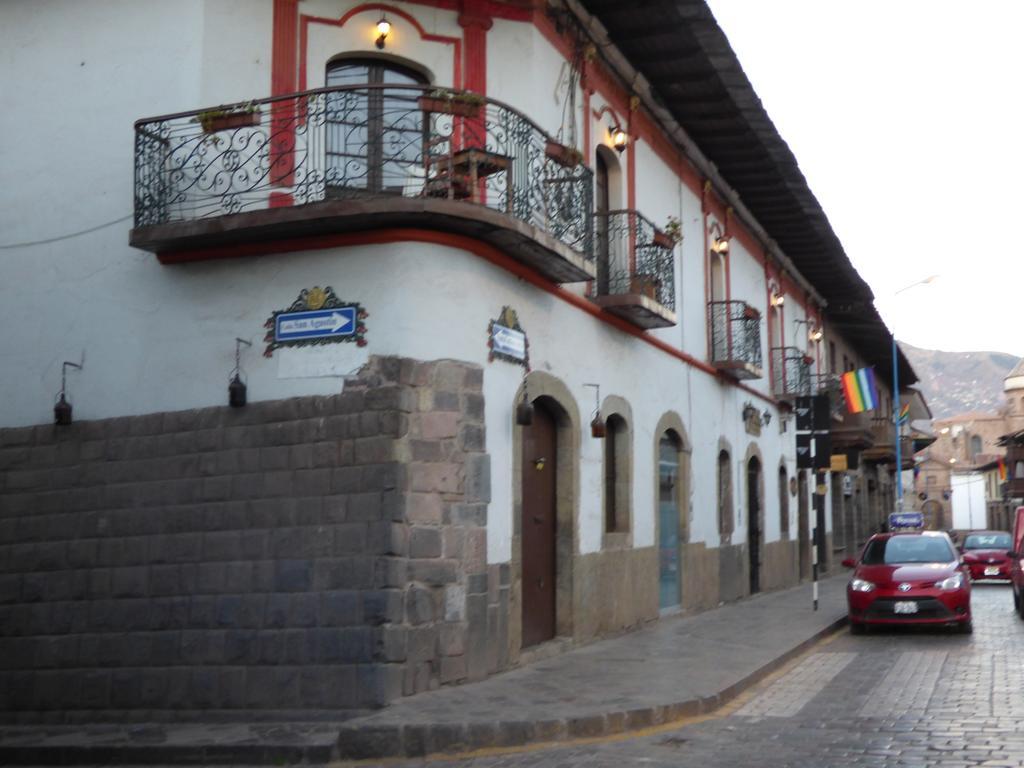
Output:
[
  {"left": 861, "top": 536, "right": 956, "bottom": 565},
  {"left": 962, "top": 532, "right": 1012, "bottom": 550}
]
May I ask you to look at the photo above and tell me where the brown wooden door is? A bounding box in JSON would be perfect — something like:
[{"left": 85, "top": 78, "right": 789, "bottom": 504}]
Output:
[
  {"left": 747, "top": 457, "right": 762, "bottom": 595},
  {"left": 521, "top": 401, "right": 557, "bottom": 648}
]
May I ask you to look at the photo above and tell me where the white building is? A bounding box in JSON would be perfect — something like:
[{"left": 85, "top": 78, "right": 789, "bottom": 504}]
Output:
[{"left": 0, "top": 0, "right": 918, "bottom": 717}]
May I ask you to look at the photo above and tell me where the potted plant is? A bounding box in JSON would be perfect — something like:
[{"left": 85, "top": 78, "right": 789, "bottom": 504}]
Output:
[
  {"left": 802, "top": 354, "right": 815, "bottom": 366},
  {"left": 629, "top": 274, "right": 659, "bottom": 300},
  {"left": 417, "top": 89, "right": 484, "bottom": 118},
  {"left": 544, "top": 140, "right": 583, "bottom": 168},
  {"left": 194, "top": 102, "right": 261, "bottom": 134},
  {"left": 654, "top": 216, "right": 682, "bottom": 248},
  {"left": 742, "top": 304, "right": 760, "bottom": 321}
]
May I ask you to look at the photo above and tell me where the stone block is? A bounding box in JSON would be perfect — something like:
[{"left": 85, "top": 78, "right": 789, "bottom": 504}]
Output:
[
  {"left": 439, "top": 654, "right": 467, "bottom": 684},
  {"left": 406, "top": 626, "right": 438, "bottom": 664},
  {"left": 356, "top": 662, "right": 403, "bottom": 708},
  {"left": 409, "top": 463, "right": 461, "bottom": 494},
  {"left": 409, "top": 527, "right": 443, "bottom": 559},
  {"left": 274, "top": 560, "right": 313, "bottom": 592},
  {"left": 319, "top": 627, "right": 373, "bottom": 663},
  {"left": 440, "top": 572, "right": 468, "bottom": 618},
  {"left": 405, "top": 586, "right": 436, "bottom": 625},
  {"left": 294, "top": 468, "right": 331, "bottom": 497},
  {"left": 464, "top": 454, "right": 491, "bottom": 503},
  {"left": 331, "top": 467, "right": 362, "bottom": 494},
  {"left": 289, "top": 593, "right": 319, "bottom": 628},
  {"left": 320, "top": 590, "right": 361, "bottom": 626},
  {"left": 362, "top": 462, "right": 405, "bottom": 493},
  {"left": 334, "top": 523, "right": 368, "bottom": 554},
  {"left": 348, "top": 492, "right": 383, "bottom": 521},
  {"left": 450, "top": 502, "right": 487, "bottom": 526},
  {"left": 284, "top": 629, "right": 319, "bottom": 665},
  {"left": 110, "top": 567, "right": 148, "bottom": 599},
  {"left": 407, "top": 493, "right": 443, "bottom": 524},
  {"left": 318, "top": 664, "right": 358, "bottom": 709},
  {"left": 376, "top": 626, "right": 407, "bottom": 662},
  {"left": 409, "top": 558, "right": 458, "bottom": 586},
  {"left": 374, "top": 556, "right": 407, "bottom": 588},
  {"left": 224, "top": 629, "right": 260, "bottom": 664},
  {"left": 204, "top": 531, "right": 242, "bottom": 562},
  {"left": 196, "top": 562, "right": 227, "bottom": 594},
  {"left": 458, "top": 424, "right": 485, "bottom": 452},
  {"left": 362, "top": 589, "right": 404, "bottom": 626}
]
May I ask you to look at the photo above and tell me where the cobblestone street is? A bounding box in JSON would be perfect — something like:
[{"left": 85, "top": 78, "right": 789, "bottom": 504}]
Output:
[{"left": 380, "top": 585, "right": 1024, "bottom": 768}]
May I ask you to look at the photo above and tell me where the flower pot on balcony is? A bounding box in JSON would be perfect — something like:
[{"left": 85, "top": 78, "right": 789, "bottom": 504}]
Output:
[
  {"left": 544, "top": 140, "right": 583, "bottom": 167},
  {"left": 629, "top": 274, "right": 659, "bottom": 300},
  {"left": 198, "top": 110, "right": 260, "bottom": 134},
  {"left": 652, "top": 229, "right": 675, "bottom": 249},
  {"left": 742, "top": 305, "right": 760, "bottom": 321},
  {"left": 802, "top": 355, "right": 815, "bottom": 365},
  {"left": 417, "top": 95, "right": 481, "bottom": 118}
]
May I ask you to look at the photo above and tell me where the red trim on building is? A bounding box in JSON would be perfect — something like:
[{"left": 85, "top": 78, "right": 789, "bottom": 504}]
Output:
[
  {"left": 158, "top": 230, "right": 776, "bottom": 406},
  {"left": 298, "top": 5, "right": 464, "bottom": 90},
  {"left": 270, "top": 0, "right": 300, "bottom": 204}
]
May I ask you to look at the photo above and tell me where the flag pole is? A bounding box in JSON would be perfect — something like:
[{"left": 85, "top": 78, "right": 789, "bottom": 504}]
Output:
[{"left": 893, "top": 332, "right": 902, "bottom": 512}]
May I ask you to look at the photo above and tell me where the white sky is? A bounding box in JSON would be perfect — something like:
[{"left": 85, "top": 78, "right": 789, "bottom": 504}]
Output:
[{"left": 704, "top": 0, "right": 1024, "bottom": 357}]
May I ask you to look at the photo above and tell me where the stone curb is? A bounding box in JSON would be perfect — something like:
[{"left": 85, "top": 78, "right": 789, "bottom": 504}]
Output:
[{"left": 334, "top": 614, "right": 849, "bottom": 760}]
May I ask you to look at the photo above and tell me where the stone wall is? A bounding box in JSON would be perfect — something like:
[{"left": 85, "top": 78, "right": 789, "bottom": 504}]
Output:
[{"left": 0, "top": 356, "right": 491, "bottom": 721}]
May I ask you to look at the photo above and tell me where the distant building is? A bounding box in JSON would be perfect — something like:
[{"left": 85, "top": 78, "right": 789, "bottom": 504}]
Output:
[{"left": 911, "top": 362, "right": 1024, "bottom": 529}]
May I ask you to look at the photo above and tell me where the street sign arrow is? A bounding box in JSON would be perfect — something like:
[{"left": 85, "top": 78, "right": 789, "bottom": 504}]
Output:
[{"left": 275, "top": 307, "right": 357, "bottom": 343}]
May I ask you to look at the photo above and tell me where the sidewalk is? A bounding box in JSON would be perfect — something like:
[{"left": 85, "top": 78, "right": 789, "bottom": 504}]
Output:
[{"left": 0, "top": 575, "right": 848, "bottom": 764}]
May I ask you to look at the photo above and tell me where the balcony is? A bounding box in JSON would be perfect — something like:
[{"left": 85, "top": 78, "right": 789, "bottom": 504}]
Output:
[
  {"left": 817, "top": 374, "right": 875, "bottom": 451},
  {"left": 131, "top": 86, "right": 595, "bottom": 282},
  {"left": 708, "top": 301, "right": 762, "bottom": 379},
  {"left": 590, "top": 210, "right": 676, "bottom": 328},
  {"left": 769, "top": 346, "right": 812, "bottom": 399},
  {"left": 861, "top": 417, "right": 915, "bottom": 468},
  {"left": 1005, "top": 446, "right": 1024, "bottom": 498}
]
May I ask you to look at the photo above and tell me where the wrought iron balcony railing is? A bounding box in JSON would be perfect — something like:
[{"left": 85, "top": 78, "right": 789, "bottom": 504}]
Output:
[
  {"left": 591, "top": 209, "right": 676, "bottom": 328},
  {"left": 815, "top": 373, "right": 846, "bottom": 421},
  {"left": 133, "top": 85, "right": 593, "bottom": 276},
  {"left": 708, "top": 300, "right": 762, "bottom": 379},
  {"left": 770, "top": 346, "right": 812, "bottom": 398}
]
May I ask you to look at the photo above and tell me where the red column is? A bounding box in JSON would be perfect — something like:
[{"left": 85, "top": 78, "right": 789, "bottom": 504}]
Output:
[{"left": 270, "top": 0, "right": 300, "bottom": 208}]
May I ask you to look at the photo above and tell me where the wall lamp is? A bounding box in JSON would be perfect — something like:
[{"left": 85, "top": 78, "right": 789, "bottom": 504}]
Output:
[
  {"left": 515, "top": 383, "right": 533, "bottom": 426},
  {"left": 711, "top": 235, "right": 729, "bottom": 255},
  {"left": 742, "top": 401, "right": 772, "bottom": 427},
  {"left": 54, "top": 359, "right": 83, "bottom": 426},
  {"left": 375, "top": 15, "right": 391, "bottom": 49},
  {"left": 228, "top": 337, "right": 252, "bottom": 408},
  {"left": 610, "top": 125, "right": 628, "bottom": 153},
  {"left": 584, "top": 383, "right": 605, "bottom": 437},
  {"left": 770, "top": 292, "right": 785, "bottom": 308},
  {"left": 809, "top": 326, "right": 824, "bottom": 342}
]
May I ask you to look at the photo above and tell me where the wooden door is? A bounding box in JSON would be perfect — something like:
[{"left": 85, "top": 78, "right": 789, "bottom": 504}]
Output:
[
  {"left": 521, "top": 401, "right": 557, "bottom": 647},
  {"left": 747, "top": 457, "right": 762, "bottom": 594}
]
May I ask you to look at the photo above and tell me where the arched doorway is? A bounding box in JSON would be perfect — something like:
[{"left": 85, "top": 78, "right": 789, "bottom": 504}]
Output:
[
  {"left": 521, "top": 399, "right": 558, "bottom": 647},
  {"left": 797, "top": 470, "right": 810, "bottom": 580},
  {"left": 658, "top": 432, "right": 682, "bottom": 609},
  {"left": 747, "top": 456, "right": 763, "bottom": 594}
]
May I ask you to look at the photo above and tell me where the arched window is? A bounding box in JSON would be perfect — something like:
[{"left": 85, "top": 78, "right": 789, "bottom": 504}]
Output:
[
  {"left": 604, "top": 414, "right": 630, "bottom": 533},
  {"left": 324, "top": 58, "right": 428, "bottom": 193},
  {"left": 778, "top": 466, "right": 789, "bottom": 537},
  {"left": 717, "top": 449, "right": 733, "bottom": 537},
  {"left": 658, "top": 431, "right": 683, "bottom": 609},
  {"left": 1015, "top": 460, "right": 1024, "bottom": 480}
]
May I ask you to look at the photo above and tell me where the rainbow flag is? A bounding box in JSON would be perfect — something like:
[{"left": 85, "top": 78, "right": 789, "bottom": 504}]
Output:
[
  {"left": 841, "top": 367, "right": 879, "bottom": 413},
  {"left": 897, "top": 402, "right": 911, "bottom": 425},
  {"left": 999, "top": 457, "right": 1008, "bottom": 482}
]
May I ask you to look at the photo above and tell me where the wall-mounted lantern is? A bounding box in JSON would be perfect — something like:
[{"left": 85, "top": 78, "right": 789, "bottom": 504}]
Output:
[
  {"left": 375, "top": 15, "right": 391, "bottom": 49},
  {"left": 611, "top": 125, "right": 629, "bottom": 153},
  {"left": 228, "top": 337, "right": 252, "bottom": 408},
  {"left": 515, "top": 386, "right": 534, "bottom": 426},
  {"left": 584, "top": 383, "right": 605, "bottom": 438},
  {"left": 54, "top": 359, "right": 83, "bottom": 426},
  {"left": 711, "top": 235, "right": 730, "bottom": 255}
]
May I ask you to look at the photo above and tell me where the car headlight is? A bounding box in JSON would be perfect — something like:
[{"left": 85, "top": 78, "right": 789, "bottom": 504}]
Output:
[
  {"left": 934, "top": 573, "right": 964, "bottom": 590},
  {"left": 850, "top": 578, "right": 875, "bottom": 593}
]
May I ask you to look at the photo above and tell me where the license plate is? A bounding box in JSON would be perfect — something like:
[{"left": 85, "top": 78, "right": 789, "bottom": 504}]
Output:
[
  {"left": 893, "top": 601, "right": 918, "bottom": 614},
  {"left": 985, "top": 566, "right": 1000, "bottom": 576}
]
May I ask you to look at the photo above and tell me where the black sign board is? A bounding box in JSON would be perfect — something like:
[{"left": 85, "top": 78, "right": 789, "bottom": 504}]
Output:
[
  {"left": 796, "top": 433, "right": 813, "bottom": 469},
  {"left": 813, "top": 395, "right": 830, "bottom": 429},
  {"left": 814, "top": 433, "right": 832, "bottom": 469},
  {"left": 795, "top": 397, "right": 814, "bottom": 432}
]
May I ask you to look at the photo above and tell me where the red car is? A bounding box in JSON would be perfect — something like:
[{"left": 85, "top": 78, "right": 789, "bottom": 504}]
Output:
[
  {"left": 843, "top": 531, "right": 972, "bottom": 634},
  {"left": 959, "top": 530, "right": 1012, "bottom": 582}
]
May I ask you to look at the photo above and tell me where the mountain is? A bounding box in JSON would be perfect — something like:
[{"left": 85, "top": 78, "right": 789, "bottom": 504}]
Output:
[{"left": 900, "top": 342, "right": 1020, "bottom": 419}]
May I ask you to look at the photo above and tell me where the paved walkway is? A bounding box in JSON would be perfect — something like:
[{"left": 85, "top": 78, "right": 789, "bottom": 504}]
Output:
[{"left": 0, "top": 575, "right": 848, "bottom": 764}]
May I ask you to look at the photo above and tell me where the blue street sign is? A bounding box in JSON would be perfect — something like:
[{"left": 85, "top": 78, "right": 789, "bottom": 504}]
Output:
[
  {"left": 889, "top": 511, "right": 924, "bottom": 529},
  {"left": 274, "top": 307, "right": 356, "bottom": 342}
]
